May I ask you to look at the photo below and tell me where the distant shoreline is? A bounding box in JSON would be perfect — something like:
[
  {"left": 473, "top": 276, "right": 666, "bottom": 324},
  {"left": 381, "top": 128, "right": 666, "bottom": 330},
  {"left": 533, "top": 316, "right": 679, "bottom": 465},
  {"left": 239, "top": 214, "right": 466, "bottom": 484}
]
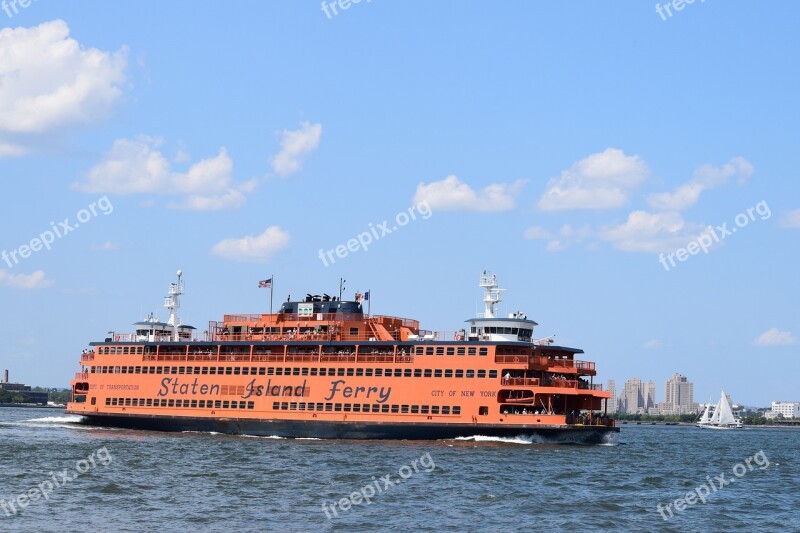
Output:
[
  {"left": 619, "top": 421, "right": 800, "bottom": 429},
  {"left": 0, "top": 404, "right": 65, "bottom": 409}
]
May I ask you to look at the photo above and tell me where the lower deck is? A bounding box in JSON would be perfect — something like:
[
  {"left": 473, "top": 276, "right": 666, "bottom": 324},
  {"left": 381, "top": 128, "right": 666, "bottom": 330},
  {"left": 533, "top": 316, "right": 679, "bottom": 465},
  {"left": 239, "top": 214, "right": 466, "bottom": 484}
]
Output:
[{"left": 75, "top": 411, "right": 619, "bottom": 443}]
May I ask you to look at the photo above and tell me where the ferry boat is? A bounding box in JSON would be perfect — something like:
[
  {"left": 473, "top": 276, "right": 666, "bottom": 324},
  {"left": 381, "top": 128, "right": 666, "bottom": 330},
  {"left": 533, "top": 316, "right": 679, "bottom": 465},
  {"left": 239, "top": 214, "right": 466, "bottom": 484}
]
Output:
[{"left": 66, "top": 271, "right": 618, "bottom": 443}]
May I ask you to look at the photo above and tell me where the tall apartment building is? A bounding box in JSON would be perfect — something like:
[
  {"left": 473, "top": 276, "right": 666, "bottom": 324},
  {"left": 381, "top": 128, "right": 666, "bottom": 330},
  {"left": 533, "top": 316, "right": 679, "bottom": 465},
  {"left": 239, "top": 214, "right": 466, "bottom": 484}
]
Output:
[
  {"left": 645, "top": 380, "right": 657, "bottom": 411},
  {"left": 605, "top": 380, "right": 618, "bottom": 413},
  {"left": 661, "top": 373, "right": 695, "bottom": 415},
  {"left": 620, "top": 377, "right": 644, "bottom": 414}
]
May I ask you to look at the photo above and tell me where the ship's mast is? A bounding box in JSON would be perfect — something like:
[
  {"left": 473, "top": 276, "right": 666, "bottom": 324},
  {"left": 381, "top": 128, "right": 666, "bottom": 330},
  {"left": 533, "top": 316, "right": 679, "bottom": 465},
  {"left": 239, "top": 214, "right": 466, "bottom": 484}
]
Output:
[
  {"left": 164, "top": 270, "right": 184, "bottom": 341},
  {"left": 479, "top": 270, "right": 505, "bottom": 318}
]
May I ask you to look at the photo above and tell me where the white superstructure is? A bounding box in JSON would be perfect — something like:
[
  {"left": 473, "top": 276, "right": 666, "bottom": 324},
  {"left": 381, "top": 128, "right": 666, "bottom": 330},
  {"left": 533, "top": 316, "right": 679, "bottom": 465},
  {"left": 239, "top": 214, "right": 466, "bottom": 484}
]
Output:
[{"left": 466, "top": 271, "right": 538, "bottom": 343}]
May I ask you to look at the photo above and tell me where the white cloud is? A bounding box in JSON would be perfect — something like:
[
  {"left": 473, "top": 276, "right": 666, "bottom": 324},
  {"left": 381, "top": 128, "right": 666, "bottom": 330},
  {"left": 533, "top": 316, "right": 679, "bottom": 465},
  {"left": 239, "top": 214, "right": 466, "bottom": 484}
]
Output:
[
  {"left": 538, "top": 148, "right": 649, "bottom": 211},
  {"left": 523, "top": 226, "right": 551, "bottom": 240},
  {"left": 545, "top": 240, "right": 568, "bottom": 252},
  {"left": 778, "top": 209, "right": 800, "bottom": 229},
  {"left": 753, "top": 328, "right": 797, "bottom": 346},
  {"left": 74, "top": 137, "right": 256, "bottom": 211},
  {"left": 0, "top": 270, "right": 53, "bottom": 289},
  {"left": 211, "top": 226, "right": 290, "bottom": 262},
  {"left": 91, "top": 241, "right": 119, "bottom": 251},
  {"left": 270, "top": 121, "right": 322, "bottom": 176},
  {"left": 414, "top": 175, "right": 525, "bottom": 212},
  {"left": 598, "top": 210, "right": 710, "bottom": 253},
  {"left": 527, "top": 224, "right": 592, "bottom": 252},
  {"left": 0, "top": 20, "right": 128, "bottom": 156},
  {"left": 648, "top": 157, "right": 754, "bottom": 211},
  {"left": 643, "top": 339, "right": 662, "bottom": 349}
]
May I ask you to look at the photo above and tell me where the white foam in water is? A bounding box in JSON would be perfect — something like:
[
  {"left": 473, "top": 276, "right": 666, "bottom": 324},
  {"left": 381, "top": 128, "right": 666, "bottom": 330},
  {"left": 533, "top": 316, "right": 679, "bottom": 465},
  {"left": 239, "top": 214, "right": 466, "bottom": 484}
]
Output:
[
  {"left": 22, "top": 415, "right": 84, "bottom": 424},
  {"left": 453, "top": 435, "right": 539, "bottom": 445}
]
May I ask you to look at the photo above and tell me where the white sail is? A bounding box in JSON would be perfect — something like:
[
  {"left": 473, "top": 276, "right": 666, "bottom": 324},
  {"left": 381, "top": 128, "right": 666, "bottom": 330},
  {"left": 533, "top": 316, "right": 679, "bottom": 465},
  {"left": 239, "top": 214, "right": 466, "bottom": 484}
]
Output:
[
  {"left": 716, "top": 391, "right": 736, "bottom": 425},
  {"left": 698, "top": 404, "right": 711, "bottom": 425},
  {"left": 709, "top": 398, "right": 722, "bottom": 424}
]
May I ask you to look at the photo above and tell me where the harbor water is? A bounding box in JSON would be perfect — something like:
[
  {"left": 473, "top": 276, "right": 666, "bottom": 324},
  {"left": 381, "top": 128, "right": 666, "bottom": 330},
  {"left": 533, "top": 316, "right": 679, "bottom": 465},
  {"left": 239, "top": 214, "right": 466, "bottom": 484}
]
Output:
[{"left": 0, "top": 407, "right": 797, "bottom": 532}]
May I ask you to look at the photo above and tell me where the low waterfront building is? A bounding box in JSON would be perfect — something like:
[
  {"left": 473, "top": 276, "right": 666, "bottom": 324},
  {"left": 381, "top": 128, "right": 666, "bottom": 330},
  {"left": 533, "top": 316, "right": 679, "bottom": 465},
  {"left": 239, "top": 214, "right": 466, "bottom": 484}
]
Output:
[
  {"left": 768, "top": 401, "right": 800, "bottom": 419},
  {"left": 0, "top": 370, "right": 48, "bottom": 405}
]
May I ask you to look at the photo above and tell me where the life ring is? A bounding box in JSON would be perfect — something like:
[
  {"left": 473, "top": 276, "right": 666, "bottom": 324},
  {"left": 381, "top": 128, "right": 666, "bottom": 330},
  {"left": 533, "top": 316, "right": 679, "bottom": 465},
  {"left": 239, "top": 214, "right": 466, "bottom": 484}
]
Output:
[
  {"left": 514, "top": 356, "right": 520, "bottom": 363},
  {"left": 115, "top": 335, "right": 120, "bottom": 342}
]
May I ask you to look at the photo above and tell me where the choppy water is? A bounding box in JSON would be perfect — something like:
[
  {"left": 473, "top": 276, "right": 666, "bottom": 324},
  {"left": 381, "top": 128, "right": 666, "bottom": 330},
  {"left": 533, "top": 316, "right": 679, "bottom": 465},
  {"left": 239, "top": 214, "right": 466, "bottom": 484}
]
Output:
[{"left": 0, "top": 408, "right": 797, "bottom": 532}]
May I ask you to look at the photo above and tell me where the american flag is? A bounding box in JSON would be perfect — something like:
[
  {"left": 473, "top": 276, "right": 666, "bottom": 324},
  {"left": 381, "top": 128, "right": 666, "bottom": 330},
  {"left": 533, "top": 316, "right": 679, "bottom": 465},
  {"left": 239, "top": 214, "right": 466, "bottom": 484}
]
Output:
[{"left": 258, "top": 278, "right": 272, "bottom": 288}]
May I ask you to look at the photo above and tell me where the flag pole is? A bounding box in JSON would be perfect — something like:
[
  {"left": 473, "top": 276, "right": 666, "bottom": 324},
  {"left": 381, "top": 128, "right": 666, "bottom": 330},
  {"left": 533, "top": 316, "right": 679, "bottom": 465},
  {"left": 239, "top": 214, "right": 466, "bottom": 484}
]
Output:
[
  {"left": 368, "top": 288, "right": 371, "bottom": 317},
  {"left": 268, "top": 275, "right": 273, "bottom": 340}
]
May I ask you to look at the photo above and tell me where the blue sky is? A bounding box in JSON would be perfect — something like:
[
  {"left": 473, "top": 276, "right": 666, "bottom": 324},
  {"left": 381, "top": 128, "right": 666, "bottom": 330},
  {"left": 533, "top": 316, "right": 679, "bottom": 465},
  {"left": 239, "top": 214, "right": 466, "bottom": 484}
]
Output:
[{"left": 1, "top": 1, "right": 797, "bottom": 406}]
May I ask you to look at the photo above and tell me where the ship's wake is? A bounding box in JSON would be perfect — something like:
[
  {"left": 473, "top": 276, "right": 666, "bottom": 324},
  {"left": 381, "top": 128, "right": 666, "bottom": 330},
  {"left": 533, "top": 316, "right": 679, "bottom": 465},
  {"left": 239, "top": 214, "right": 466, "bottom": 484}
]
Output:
[
  {"left": 451, "top": 435, "right": 545, "bottom": 445},
  {"left": 7, "top": 415, "right": 88, "bottom": 430}
]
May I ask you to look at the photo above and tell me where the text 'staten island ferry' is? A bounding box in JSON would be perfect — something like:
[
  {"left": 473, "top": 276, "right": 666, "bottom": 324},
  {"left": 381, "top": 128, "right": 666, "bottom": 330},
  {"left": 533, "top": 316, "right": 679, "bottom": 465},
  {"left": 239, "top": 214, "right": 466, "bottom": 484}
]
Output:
[{"left": 67, "top": 271, "right": 618, "bottom": 443}]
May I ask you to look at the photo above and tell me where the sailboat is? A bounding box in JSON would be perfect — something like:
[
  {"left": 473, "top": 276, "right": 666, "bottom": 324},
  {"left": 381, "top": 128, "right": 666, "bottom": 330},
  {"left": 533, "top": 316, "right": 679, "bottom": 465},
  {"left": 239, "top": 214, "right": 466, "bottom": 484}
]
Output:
[
  {"left": 696, "top": 403, "right": 713, "bottom": 427},
  {"left": 698, "top": 390, "right": 743, "bottom": 429}
]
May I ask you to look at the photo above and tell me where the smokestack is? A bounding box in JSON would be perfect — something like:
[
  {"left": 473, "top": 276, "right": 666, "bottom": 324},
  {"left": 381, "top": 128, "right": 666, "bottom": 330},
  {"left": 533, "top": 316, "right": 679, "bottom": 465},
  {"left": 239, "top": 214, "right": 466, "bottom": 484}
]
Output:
[{"left": 3, "top": 369, "right": 7, "bottom": 383}]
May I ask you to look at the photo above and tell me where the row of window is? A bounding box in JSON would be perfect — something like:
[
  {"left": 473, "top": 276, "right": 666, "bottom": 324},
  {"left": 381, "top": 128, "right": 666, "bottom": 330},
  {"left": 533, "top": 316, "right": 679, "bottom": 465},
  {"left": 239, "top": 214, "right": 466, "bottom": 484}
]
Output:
[
  {"left": 105, "top": 397, "right": 255, "bottom": 409},
  {"left": 95, "top": 345, "right": 492, "bottom": 356},
  {"left": 91, "top": 365, "right": 499, "bottom": 379},
  {"left": 271, "top": 401, "right": 461, "bottom": 415},
  {"left": 103, "top": 396, "right": 462, "bottom": 416}
]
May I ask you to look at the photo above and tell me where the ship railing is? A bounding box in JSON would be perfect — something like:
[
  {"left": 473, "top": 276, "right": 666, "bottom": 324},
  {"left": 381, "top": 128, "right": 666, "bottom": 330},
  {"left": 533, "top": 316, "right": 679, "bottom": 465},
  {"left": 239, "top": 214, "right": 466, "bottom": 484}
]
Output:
[
  {"left": 142, "top": 349, "right": 414, "bottom": 364},
  {"left": 223, "top": 314, "right": 264, "bottom": 322},
  {"left": 74, "top": 372, "right": 88, "bottom": 380},
  {"left": 542, "top": 379, "right": 579, "bottom": 388},
  {"left": 544, "top": 359, "right": 597, "bottom": 373},
  {"left": 591, "top": 384, "right": 603, "bottom": 391},
  {"left": 495, "top": 355, "right": 527, "bottom": 364},
  {"left": 501, "top": 377, "right": 540, "bottom": 386},
  {"left": 80, "top": 353, "right": 95, "bottom": 362},
  {"left": 567, "top": 414, "right": 615, "bottom": 427}
]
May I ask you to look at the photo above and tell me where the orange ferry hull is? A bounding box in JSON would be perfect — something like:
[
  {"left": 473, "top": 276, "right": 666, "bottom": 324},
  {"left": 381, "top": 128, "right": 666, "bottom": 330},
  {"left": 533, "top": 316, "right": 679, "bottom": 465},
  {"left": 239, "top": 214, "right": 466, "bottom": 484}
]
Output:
[
  {"left": 76, "top": 412, "right": 617, "bottom": 444},
  {"left": 67, "top": 272, "right": 619, "bottom": 445}
]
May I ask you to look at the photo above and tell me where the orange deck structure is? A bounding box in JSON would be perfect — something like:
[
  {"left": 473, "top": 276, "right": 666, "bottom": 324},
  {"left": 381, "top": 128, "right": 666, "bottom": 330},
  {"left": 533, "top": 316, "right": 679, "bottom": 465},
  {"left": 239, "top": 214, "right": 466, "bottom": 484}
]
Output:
[{"left": 67, "top": 272, "right": 618, "bottom": 443}]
